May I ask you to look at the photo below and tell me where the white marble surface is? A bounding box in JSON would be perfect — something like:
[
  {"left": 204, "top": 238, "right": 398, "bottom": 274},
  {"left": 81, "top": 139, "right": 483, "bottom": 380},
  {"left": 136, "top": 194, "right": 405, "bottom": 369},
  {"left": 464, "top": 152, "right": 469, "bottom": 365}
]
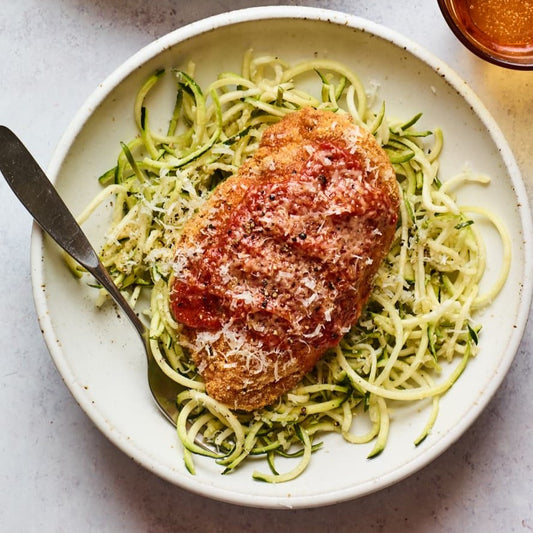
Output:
[{"left": 1, "top": 1, "right": 532, "bottom": 531}]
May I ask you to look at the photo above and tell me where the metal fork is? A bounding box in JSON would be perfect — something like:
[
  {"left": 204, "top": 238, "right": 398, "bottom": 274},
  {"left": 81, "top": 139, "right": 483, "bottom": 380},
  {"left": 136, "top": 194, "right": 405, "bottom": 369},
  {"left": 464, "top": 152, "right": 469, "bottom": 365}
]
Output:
[{"left": 0, "top": 125, "right": 182, "bottom": 426}]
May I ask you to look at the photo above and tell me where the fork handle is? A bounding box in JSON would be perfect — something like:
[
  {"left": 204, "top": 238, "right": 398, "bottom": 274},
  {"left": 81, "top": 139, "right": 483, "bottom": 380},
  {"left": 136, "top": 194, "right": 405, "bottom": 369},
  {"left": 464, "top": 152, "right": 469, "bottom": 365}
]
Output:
[{"left": 0, "top": 125, "right": 146, "bottom": 338}]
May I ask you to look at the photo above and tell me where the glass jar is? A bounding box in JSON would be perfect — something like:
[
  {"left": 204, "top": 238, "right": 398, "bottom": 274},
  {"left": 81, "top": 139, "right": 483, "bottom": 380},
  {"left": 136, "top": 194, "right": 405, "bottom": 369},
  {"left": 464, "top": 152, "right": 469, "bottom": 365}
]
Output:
[{"left": 437, "top": 0, "right": 533, "bottom": 69}]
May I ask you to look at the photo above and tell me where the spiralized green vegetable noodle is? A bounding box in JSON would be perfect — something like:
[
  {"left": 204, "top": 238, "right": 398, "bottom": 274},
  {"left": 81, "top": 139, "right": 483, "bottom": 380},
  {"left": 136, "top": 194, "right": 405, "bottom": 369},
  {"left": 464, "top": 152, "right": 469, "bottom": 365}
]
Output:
[{"left": 73, "top": 50, "right": 511, "bottom": 482}]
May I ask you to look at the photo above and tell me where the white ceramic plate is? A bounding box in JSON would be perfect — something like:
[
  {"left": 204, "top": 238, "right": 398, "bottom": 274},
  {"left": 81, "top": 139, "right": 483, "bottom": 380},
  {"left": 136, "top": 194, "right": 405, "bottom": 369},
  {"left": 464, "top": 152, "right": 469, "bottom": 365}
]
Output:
[{"left": 32, "top": 7, "right": 532, "bottom": 508}]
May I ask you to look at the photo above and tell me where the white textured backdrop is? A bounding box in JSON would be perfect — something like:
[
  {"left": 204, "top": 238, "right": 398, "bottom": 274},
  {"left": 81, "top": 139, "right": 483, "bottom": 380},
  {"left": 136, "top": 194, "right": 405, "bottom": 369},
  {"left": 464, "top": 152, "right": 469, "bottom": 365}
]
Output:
[{"left": 0, "top": 1, "right": 531, "bottom": 531}]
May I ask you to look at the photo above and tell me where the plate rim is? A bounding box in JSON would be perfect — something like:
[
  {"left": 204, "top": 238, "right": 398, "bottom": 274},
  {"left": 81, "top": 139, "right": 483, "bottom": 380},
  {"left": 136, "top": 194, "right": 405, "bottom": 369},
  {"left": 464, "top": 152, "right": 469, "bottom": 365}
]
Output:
[{"left": 30, "top": 5, "right": 533, "bottom": 508}]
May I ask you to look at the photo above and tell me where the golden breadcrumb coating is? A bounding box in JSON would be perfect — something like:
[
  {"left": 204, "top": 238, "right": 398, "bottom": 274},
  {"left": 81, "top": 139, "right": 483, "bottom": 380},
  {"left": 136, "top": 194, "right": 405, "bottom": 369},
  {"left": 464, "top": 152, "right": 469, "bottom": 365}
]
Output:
[{"left": 170, "top": 107, "right": 399, "bottom": 411}]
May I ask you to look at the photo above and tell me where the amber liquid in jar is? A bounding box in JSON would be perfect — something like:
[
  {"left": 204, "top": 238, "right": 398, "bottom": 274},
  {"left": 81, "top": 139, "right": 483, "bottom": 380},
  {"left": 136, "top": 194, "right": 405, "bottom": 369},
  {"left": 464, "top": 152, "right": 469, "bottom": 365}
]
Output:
[{"left": 453, "top": 0, "right": 533, "bottom": 54}]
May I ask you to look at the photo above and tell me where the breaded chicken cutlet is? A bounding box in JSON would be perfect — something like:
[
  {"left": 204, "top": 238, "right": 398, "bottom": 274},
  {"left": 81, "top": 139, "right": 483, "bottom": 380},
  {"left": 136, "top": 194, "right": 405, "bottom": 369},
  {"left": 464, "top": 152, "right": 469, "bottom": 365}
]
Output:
[{"left": 170, "top": 107, "right": 399, "bottom": 411}]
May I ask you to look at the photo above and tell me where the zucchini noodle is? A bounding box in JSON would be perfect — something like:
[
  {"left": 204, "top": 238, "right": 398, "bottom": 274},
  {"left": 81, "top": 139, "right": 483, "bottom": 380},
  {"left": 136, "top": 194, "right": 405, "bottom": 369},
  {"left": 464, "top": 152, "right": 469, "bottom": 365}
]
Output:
[{"left": 73, "top": 51, "right": 511, "bottom": 482}]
